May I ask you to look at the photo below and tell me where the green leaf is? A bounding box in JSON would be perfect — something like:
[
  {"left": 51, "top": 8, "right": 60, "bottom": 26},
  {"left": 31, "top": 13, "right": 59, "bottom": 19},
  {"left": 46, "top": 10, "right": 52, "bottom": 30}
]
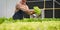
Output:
[{"left": 33, "top": 6, "right": 41, "bottom": 15}]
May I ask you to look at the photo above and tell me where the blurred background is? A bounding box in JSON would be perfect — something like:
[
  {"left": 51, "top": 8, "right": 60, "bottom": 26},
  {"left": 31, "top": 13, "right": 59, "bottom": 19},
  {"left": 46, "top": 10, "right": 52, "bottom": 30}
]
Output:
[
  {"left": 0, "top": 0, "right": 19, "bottom": 18},
  {"left": 0, "top": 0, "right": 60, "bottom": 18}
]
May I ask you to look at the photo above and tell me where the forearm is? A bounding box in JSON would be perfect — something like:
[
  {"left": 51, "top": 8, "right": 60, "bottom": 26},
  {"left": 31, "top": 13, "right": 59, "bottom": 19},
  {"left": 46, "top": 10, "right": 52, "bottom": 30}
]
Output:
[
  {"left": 16, "top": 8, "right": 35, "bottom": 15},
  {"left": 23, "top": 10, "right": 35, "bottom": 15}
]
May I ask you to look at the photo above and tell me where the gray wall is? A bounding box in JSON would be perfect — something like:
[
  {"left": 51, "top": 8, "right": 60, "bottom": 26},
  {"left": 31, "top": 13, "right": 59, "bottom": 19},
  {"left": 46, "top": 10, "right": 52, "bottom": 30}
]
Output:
[{"left": 0, "top": 0, "right": 19, "bottom": 18}]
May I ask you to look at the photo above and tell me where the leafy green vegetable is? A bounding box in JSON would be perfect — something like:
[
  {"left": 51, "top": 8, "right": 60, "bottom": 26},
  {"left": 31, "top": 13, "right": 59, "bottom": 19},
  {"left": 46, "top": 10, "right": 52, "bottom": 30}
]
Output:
[
  {"left": 33, "top": 6, "right": 41, "bottom": 15},
  {"left": 0, "top": 17, "right": 60, "bottom": 30},
  {"left": 0, "top": 21, "right": 60, "bottom": 30}
]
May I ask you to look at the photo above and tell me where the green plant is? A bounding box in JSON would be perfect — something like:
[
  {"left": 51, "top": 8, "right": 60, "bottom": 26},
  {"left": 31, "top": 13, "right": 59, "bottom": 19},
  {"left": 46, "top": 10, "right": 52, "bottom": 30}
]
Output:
[{"left": 33, "top": 6, "right": 41, "bottom": 15}]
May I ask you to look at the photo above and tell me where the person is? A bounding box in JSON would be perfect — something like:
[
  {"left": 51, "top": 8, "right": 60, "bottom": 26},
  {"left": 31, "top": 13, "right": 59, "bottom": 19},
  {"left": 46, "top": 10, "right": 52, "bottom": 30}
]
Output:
[{"left": 13, "top": 0, "right": 35, "bottom": 20}]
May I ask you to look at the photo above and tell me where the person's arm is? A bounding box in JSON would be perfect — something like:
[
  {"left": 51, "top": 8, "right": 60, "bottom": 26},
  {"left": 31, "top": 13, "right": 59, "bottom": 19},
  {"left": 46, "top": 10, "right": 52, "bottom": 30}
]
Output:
[
  {"left": 19, "top": 5, "right": 35, "bottom": 15},
  {"left": 15, "top": 3, "right": 35, "bottom": 15},
  {"left": 20, "top": 8, "right": 34, "bottom": 15},
  {"left": 24, "top": 9, "right": 35, "bottom": 15}
]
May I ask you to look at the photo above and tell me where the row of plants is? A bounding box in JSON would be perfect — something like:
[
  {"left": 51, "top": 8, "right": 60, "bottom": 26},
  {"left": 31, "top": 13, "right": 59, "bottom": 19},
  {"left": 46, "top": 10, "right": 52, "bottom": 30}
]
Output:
[
  {"left": 0, "top": 17, "right": 60, "bottom": 24},
  {"left": 0, "top": 21, "right": 60, "bottom": 30},
  {"left": 0, "top": 17, "right": 60, "bottom": 30}
]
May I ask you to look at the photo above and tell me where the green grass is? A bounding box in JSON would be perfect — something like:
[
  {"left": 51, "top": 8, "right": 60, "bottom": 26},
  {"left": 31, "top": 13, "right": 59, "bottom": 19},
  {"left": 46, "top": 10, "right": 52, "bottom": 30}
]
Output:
[{"left": 0, "top": 17, "right": 60, "bottom": 30}]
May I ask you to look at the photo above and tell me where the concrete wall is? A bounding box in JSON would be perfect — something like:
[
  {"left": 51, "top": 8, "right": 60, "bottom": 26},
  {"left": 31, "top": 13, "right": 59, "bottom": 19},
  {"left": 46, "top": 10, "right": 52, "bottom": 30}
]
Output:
[{"left": 0, "top": 0, "right": 19, "bottom": 18}]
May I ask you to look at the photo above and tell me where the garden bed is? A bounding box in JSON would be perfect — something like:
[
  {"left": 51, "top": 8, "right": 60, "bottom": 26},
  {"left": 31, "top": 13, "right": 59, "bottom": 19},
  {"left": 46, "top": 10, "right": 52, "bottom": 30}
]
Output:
[{"left": 0, "top": 17, "right": 60, "bottom": 30}]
